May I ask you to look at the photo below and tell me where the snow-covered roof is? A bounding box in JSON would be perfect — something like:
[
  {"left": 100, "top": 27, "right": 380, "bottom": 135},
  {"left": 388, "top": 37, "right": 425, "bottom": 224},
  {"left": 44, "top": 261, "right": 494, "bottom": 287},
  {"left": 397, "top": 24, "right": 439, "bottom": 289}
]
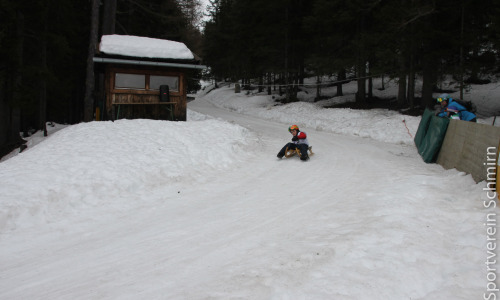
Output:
[{"left": 99, "top": 35, "right": 195, "bottom": 60}]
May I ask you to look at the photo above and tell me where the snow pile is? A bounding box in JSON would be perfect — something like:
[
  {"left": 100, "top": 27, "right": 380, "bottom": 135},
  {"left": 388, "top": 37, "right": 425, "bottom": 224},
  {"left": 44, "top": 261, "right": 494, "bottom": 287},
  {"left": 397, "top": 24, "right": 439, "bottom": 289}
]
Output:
[
  {"left": 0, "top": 119, "right": 256, "bottom": 232},
  {"left": 200, "top": 85, "right": 421, "bottom": 145},
  {"left": 0, "top": 123, "right": 69, "bottom": 162},
  {"left": 197, "top": 76, "right": 500, "bottom": 145},
  {"left": 99, "top": 35, "right": 195, "bottom": 60}
]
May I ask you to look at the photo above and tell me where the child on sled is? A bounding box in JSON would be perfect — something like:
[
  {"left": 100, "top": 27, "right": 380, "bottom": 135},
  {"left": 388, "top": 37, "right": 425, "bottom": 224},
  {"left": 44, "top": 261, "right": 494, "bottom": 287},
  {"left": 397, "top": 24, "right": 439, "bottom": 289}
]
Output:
[{"left": 277, "top": 125, "right": 310, "bottom": 161}]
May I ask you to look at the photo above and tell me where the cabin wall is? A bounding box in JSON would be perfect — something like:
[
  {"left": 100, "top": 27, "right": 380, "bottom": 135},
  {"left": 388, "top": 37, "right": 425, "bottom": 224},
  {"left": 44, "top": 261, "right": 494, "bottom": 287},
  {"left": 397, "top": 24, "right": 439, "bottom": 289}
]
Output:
[{"left": 104, "top": 64, "right": 187, "bottom": 121}]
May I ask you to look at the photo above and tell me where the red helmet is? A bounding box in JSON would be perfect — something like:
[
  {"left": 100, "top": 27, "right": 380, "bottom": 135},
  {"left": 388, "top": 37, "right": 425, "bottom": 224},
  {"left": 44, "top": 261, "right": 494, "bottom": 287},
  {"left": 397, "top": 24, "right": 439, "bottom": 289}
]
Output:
[{"left": 288, "top": 125, "right": 299, "bottom": 132}]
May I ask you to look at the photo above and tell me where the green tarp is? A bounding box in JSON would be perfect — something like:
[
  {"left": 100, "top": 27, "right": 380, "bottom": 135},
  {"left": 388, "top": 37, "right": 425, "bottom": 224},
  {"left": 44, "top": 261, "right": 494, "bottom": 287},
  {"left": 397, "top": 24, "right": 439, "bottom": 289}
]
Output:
[{"left": 414, "top": 108, "right": 450, "bottom": 163}]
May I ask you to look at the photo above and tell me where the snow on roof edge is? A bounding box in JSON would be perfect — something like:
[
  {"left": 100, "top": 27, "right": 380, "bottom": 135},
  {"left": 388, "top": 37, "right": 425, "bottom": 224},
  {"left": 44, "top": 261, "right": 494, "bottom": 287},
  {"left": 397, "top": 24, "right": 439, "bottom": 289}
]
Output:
[{"left": 99, "top": 35, "right": 195, "bottom": 60}]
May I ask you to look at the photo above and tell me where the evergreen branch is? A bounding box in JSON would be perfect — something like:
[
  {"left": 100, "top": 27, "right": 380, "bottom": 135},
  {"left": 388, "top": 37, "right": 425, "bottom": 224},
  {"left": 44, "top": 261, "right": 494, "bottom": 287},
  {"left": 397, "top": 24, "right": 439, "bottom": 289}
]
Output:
[
  {"left": 399, "top": 7, "right": 435, "bottom": 29},
  {"left": 127, "top": 0, "right": 171, "bottom": 20}
]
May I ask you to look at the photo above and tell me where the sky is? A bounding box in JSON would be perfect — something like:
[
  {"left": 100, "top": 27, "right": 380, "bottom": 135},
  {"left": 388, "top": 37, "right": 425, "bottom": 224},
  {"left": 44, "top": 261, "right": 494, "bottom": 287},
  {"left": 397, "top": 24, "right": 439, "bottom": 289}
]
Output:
[
  {"left": 0, "top": 77, "right": 498, "bottom": 299},
  {"left": 198, "top": 0, "right": 212, "bottom": 26}
]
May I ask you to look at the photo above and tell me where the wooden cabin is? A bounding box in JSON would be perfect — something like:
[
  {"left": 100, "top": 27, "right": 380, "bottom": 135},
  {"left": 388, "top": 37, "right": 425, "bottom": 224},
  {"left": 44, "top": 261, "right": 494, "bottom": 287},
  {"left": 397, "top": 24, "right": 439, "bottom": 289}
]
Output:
[{"left": 93, "top": 35, "right": 205, "bottom": 121}]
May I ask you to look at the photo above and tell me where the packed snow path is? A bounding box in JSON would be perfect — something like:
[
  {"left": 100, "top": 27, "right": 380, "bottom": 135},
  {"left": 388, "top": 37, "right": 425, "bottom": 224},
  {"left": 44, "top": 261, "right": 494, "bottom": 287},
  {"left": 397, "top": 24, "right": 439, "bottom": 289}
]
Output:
[{"left": 0, "top": 97, "right": 490, "bottom": 299}]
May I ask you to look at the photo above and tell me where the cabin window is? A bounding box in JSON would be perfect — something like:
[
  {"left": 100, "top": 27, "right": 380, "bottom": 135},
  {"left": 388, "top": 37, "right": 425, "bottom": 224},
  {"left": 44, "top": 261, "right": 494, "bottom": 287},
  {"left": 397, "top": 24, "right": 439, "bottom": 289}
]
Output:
[
  {"left": 115, "top": 73, "right": 146, "bottom": 89},
  {"left": 150, "top": 75, "right": 179, "bottom": 92},
  {"left": 114, "top": 73, "right": 179, "bottom": 92}
]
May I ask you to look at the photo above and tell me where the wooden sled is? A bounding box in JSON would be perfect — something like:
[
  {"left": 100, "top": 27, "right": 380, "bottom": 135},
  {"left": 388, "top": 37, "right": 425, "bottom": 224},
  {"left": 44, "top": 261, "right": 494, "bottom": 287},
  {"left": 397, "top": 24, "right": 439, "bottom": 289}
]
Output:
[{"left": 284, "top": 146, "right": 314, "bottom": 158}]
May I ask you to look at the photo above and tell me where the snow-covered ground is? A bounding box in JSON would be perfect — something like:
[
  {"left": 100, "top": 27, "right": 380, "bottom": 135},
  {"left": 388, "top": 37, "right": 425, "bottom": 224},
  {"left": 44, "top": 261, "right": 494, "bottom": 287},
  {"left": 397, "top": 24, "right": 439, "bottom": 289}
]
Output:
[{"left": 0, "top": 79, "right": 499, "bottom": 299}]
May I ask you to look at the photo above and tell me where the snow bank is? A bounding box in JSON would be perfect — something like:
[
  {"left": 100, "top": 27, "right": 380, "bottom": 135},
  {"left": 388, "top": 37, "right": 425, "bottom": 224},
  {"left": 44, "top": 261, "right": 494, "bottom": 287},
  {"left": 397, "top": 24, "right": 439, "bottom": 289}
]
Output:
[
  {"left": 200, "top": 86, "right": 421, "bottom": 145},
  {"left": 0, "top": 119, "right": 256, "bottom": 232}
]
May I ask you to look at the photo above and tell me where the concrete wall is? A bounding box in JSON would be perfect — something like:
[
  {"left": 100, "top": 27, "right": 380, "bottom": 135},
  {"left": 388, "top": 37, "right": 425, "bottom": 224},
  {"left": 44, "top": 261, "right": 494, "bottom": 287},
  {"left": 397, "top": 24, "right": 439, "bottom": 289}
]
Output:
[{"left": 436, "top": 120, "right": 500, "bottom": 182}]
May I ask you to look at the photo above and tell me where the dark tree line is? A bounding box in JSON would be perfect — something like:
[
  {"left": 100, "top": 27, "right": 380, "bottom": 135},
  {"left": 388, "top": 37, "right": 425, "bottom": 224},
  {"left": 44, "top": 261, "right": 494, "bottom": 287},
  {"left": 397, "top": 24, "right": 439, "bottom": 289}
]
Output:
[
  {"left": 0, "top": 0, "right": 203, "bottom": 157},
  {"left": 203, "top": 0, "right": 500, "bottom": 106},
  {"left": 1, "top": 0, "right": 499, "bottom": 158}
]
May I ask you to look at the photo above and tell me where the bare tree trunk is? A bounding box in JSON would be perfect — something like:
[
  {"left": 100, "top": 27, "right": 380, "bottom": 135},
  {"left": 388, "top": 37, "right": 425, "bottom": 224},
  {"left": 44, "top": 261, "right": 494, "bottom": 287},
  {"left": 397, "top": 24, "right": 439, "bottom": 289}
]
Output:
[
  {"left": 0, "top": 70, "right": 8, "bottom": 156},
  {"left": 421, "top": 56, "right": 437, "bottom": 108},
  {"left": 407, "top": 2, "right": 416, "bottom": 109},
  {"left": 407, "top": 53, "right": 415, "bottom": 109},
  {"left": 459, "top": 0, "right": 465, "bottom": 100},
  {"left": 292, "top": 72, "right": 299, "bottom": 100},
  {"left": 83, "top": 0, "right": 100, "bottom": 122},
  {"left": 102, "top": 0, "right": 117, "bottom": 35},
  {"left": 336, "top": 69, "right": 345, "bottom": 96},
  {"left": 267, "top": 73, "right": 271, "bottom": 95},
  {"left": 316, "top": 75, "right": 321, "bottom": 101},
  {"left": 279, "top": 73, "right": 283, "bottom": 96},
  {"left": 397, "top": 53, "right": 407, "bottom": 107},
  {"left": 355, "top": 13, "right": 366, "bottom": 104},
  {"left": 39, "top": 3, "right": 49, "bottom": 136},
  {"left": 10, "top": 10, "right": 24, "bottom": 145},
  {"left": 284, "top": 7, "right": 293, "bottom": 102},
  {"left": 356, "top": 63, "right": 366, "bottom": 103},
  {"left": 273, "top": 73, "right": 276, "bottom": 92},
  {"left": 367, "top": 61, "right": 373, "bottom": 100},
  {"left": 397, "top": 74, "right": 407, "bottom": 107}
]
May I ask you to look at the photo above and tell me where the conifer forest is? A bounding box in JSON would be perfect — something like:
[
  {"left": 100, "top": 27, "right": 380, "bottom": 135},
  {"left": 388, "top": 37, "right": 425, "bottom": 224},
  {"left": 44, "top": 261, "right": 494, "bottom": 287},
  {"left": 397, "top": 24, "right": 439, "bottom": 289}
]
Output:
[{"left": 1, "top": 0, "right": 499, "bottom": 156}]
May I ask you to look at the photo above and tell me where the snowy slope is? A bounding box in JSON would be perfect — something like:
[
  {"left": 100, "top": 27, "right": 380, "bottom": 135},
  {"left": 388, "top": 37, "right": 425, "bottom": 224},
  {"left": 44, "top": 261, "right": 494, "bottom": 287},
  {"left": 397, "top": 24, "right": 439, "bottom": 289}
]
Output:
[{"left": 0, "top": 83, "right": 498, "bottom": 299}]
